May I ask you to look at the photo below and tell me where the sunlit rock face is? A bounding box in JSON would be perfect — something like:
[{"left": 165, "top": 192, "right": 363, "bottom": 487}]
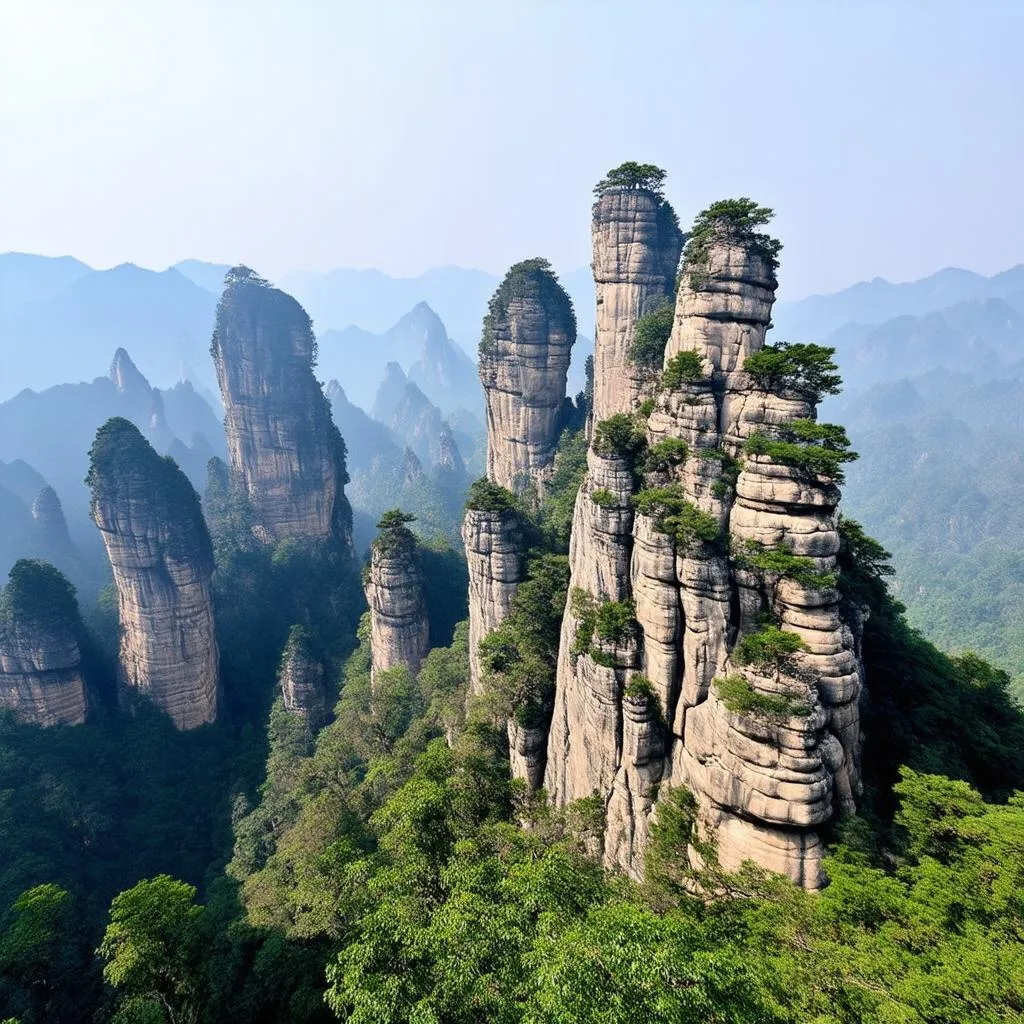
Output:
[
  {"left": 545, "top": 205, "right": 864, "bottom": 888},
  {"left": 364, "top": 518, "right": 430, "bottom": 686},
  {"left": 0, "top": 560, "right": 87, "bottom": 727},
  {"left": 591, "top": 189, "right": 683, "bottom": 422},
  {"left": 88, "top": 417, "right": 219, "bottom": 730},
  {"left": 211, "top": 266, "right": 353, "bottom": 551},
  {"left": 479, "top": 259, "right": 576, "bottom": 498}
]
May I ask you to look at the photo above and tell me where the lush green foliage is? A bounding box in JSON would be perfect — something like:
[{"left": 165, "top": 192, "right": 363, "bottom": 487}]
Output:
[
  {"left": 660, "top": 350, "right": 705, "bottom": 389},
  {"left": 480, "top": 258, "right": 576, "bottom": 357},
  {"left": 732, "top": 625, "right": 809, "bottom": 676},
  {"left": 644, "top": 436, "right": 689, "bottom": 472},
  {"left": 0, "top": 559, "right": 81, "bottom": 628},
  {"left": 593, "top": 161, "right": 667, "bottom": 197},
  {"left": 371, "top": 508, "right": 417, "bottom": 554},
  {"left": 627, "top": 301, "right": 674, "bottom": 369},
  {"left": 569, "top": 588, "right": 636, "bottom": 665},
  {"left": 537, "top": 427, "right": 588, "bottom": 549},
  {"left": 746, "top": 419, "right": 858, "bottom": 483},
  {"left": 714, "top": 673, "right": 809, "bottom": 720},
  {"left": 743, "top": 342, "right": 843, "bottom": 402},
  {"left": 737, "top": 539, "right": 838, "bottom": 589},
  {"left": 589, "top": 487, "right": 618, "bottom": 508},
  {"left": 479, "top": 555, "right": 570, "bottom": 727},
  {"left": 465, "top": 477, "right": 517, "bottom": 513},
  {"left": 632, "top": 485, "right": 719, "bottom": 549},
  {"left": 592, "top": 414, "right": 647, "bottom": 464},
  {"left": 682, "top": 198, "right": 782, "bottom": 288}
]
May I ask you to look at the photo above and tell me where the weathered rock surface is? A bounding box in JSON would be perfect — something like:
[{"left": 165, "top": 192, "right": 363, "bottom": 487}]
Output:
[
  {"left": 88, "top": 417, "right": 219, "bottom": 729},
  {"left": 545, "top": 207, "right": 864, "bottom": 887},
  {"left": 280, "top": 625, "right": 327, "bottom": 725},
  {"left": 591, "top": 189, "right": 682, "bottom": 422},
  {"left": 462, "top": 506, "right": 525, "bottom": 697},
  {"left": 479, "top": 259, "right": 576, "bottom": 496},
  {"left": 364, "top": 517, "right": 429, "bottom": 684},
  {"left": 0, "top": 560, "right": 87, "bottom": 726},
  {"left": 211, "top": 267, "right": 352, "bottom": 550}
]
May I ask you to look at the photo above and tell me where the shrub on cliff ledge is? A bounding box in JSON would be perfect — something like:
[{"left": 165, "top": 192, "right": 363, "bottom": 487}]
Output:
[
  {"left": 633, "top": 485, "right": 719, "bottom": 550},
  {"left": 732, "top": 625, "right": 809, "bottom": 677},
  {"left": 714, "top": 673, "right": 810, "bottom": 720},
  {"left": 593, "top": 414, "right": 647, "bottom": 464},
  {"left": 661, "top": 351, "right": 706, "bottom": 389},
  {"left": 742, "top": 343, "right": 843, "bottom": 403},
  {"left": 465, "top": 478, "right": 517, "bottom": 514},
  {"left": 745, "top": 419, "right": 858, "bottom": 483},
  {"left": 682, "top": 198, "right": 781, "bottom": 289}
]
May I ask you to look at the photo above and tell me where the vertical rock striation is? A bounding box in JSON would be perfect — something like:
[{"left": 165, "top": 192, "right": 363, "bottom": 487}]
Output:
[
  {"left": 545, "top": 194, "right": 864, "bottom": 888},
  {"left": 364, "top": 512, "right": 430, "bottom": 684},
  {"left": 211, "top": 266, "right": 352, "bottom": 551},
  {"left": 591, "top": 187, "right": 683, "bottom": 423},
  {"left": 0, "top": 560, "right": 87, "bottom": 726},
  {"left": 479, "top": 259, "right": 576, "bottom": 497},
  {"left": 88, "top": 417, "right": 219, "bottom": 729}
]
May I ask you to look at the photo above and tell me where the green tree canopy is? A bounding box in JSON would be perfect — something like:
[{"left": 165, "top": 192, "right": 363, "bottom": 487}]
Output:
[{"left": 594, "top": 162, "right": 668, "bottom": 197}]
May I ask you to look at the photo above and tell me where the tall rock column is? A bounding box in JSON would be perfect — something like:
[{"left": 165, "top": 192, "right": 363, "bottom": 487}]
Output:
[
  {"left": 0, "top": 560, "right": 87, "bottom": 726},
  {"left": 591, "top": 184, "right": 682, "bottom": 422},
  {"left": 211, "top": 266, "right": 353, "bottom": 551},
  {"left": 479, "top": 259, "right": 576, "bottom": 498},
  {"left": 280, "top": 625, "right": 328, "bottom": 727},
  {"left": 88, "top": 417, "right": 219, "bottom": 729},
  {"left": 364, "top": 511, "right": 430, "bottom": 684},
  {"left": 546, "top": 194, "right": 864, "bottom": 888},
  {"left": 462, "top": 490, "right": 525, "bottom": 699}
]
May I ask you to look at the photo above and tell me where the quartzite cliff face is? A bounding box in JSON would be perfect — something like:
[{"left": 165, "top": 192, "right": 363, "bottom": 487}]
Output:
[
  {"left": 0, "top": 560, "right": 88, "bottom": 726},
  {"left": 211, "top": 267, "right": 353, "bottom": 551},
  {"left": 539, "top": 189, "right": 864, "bottom": 888},
  {"left": 479, "top": 259, "right": 576, "bottom": 497},
  {"left": 591, "top": 188, "right": 683, "bottom": 423},
  {"left": 364, "top": 516, "right": 430, "bottom": 684},
  {"left": 88, "top": 417, "right": 219, "bottom": 729}
]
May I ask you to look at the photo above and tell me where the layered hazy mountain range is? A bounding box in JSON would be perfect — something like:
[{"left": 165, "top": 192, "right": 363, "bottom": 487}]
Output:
[{"left": 2, "top": 251, "right": 1024, "bottom": 688}]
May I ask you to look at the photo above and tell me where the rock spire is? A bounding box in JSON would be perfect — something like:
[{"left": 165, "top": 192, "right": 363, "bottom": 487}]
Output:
[
  {"left": 88, "top": 417, "right": 219, "bottom": 729},
  {"left": 0, "top": 560, "right": 88, "bottom": 726},
  {"left": 211, "top": 266, "right": 353, "bottom": 550},
  {"left": 364, "top": 510, "right": 430, "bottom": 684},
  {"left": 590, "top": 173, "right": 683, "bottom": 423},
  {"left": 542, "top": 191, "right": 864, "bottom": 888},
  {"left": 479, "top": 258, "right": 576, "bottom": 497},
  {"left": 280, "top": 624, "right": 327, "bottom": 726}
]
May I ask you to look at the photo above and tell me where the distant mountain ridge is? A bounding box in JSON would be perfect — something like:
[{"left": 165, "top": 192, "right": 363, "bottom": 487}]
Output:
[{"left": 772, "top": 264, "right": 1024, "bottom": 341}]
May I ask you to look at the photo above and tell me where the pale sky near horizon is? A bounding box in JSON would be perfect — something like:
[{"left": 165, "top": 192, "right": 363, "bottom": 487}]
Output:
[{"left": 2, "top": 0, "right": 1023, "bottom": 299}]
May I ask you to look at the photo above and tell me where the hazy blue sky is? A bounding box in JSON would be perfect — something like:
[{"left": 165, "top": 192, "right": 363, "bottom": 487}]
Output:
[{"left": 3, "top": 0, "right": 1023, "bottom": 297}]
